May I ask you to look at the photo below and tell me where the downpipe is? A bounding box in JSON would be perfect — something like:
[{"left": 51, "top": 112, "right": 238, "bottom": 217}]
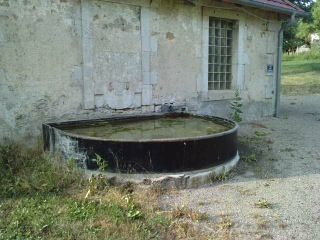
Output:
[{"left": 275, "top": 13, "right": 296, "bottom": 117}]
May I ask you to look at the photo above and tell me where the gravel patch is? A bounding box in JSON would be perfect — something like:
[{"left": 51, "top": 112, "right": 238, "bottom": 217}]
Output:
[{"left": 161, "top": 94, "right": 320, "bottom": 239}]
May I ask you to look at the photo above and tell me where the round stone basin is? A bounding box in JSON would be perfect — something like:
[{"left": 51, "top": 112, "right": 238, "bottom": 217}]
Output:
[{"left": 43, "top": 113, "right": 238, "bottom": 173}]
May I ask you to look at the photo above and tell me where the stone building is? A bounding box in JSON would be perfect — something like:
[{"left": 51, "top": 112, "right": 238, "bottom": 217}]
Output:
[{"left": 0, "top": 0, "right": 307, "bottom": 144}]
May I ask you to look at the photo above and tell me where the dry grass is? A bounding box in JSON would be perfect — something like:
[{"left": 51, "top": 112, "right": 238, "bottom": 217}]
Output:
[
  {"left": 253, "top": 213, "right": 270, "bottom": 230},
  {"left": 171, "top": 203, "right": 210, "bottom": 221}
]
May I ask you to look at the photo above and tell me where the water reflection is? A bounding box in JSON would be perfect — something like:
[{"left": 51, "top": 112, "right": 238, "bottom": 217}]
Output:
[{"left": 59, "top": 116, "right": 233, "bottom": 140}]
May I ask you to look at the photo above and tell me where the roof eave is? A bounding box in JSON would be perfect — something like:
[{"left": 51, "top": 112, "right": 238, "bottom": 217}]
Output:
[{"left": 224, "top": 0, "right": 310, "bottom": 18}]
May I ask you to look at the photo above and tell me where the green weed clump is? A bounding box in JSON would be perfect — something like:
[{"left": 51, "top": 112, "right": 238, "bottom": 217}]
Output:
[
  {"left": 210, "top": 167, "right": 228, "bottom": 182},
  {"left": 254, "top": 199, "right": 273, "bottom": 209},
  {"left": 242, "top": 154, "right": 257, "bottom": 163},
  {"left": 254, "top": 131, "right": 267, "bottom": 137}
]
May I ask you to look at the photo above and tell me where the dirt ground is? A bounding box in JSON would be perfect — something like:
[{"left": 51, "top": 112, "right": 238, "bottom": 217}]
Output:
[{"left": 161, "top": 94, "right": 320, "bottom": 240}]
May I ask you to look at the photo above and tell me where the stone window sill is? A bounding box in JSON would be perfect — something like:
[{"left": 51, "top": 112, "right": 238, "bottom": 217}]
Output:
[{"left": 201, "top": 90, "right": 235, "bottom": 101}]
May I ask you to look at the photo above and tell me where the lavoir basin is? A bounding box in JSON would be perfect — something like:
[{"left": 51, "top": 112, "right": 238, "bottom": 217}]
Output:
[{"left": 43, "top": 113, "right": 238, "bottom": 174}]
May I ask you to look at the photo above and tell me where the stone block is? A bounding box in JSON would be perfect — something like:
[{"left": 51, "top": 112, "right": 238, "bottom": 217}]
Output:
[
  {"left": 150, "top": 72, "right": 157, "bottom": 85},
  {"left": 95, "top": 94, "right": 104, "bottom": 108},
  {"left": 82, "top": 37, "right": 93, "bottom": 65},
  {"left": 155, "top": 105, "right": 162, "bottom": 112},
  {"left": 266, "top": 31, "right": 275, "bottom": 54},
  {"left": 134, "top": 93, "right": 142, "bottom": 107},
  {"left": 0, "top": 69, "right": 5, "bottom": 84},
  {"left": 132, "top": 81, "right": 142, "bottom": 93},
  {"left": 0, "top": 30, "right": 5, "bottom": 46},
  {"left": 141, "top": 105, "right": 154, "bottom": 113},
  {"left": 195, "top": 44, "right": 201, "bottom": 58},
  {"left": 196, "top": 73, "right": 202, "bottom": 93},
  {"left": 141, "top": 35, "right": 150, "bottom": 52},
  {"left": 106, "top": 89, "right": 135, "bottom": 109},
  {"left": 141, "top": 7, "right": 150, "bottom": 37},
  {"left": 143, "top": 72, "right": 150, "bottom": 85},
  {"left": 151, "top": 37, "right": 157, "bottom": 52},
  {"left": 142, "top": 84, "right": 152, "bottom": 105},
  {"left": 142, "top": 51, "right": 150, "bottom": 72},
  {"left": 72, "top": 66, "right": 82, "bottom": 80}
]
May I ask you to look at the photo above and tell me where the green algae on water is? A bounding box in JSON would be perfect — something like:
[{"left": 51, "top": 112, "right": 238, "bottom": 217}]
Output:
[{"left": 58, "top": 115, "right": 233, "bottom": 140}]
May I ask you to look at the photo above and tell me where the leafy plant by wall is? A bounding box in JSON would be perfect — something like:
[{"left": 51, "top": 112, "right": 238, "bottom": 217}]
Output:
[{"left": 229, "top": 90, "right": 243, "bottom": 123}]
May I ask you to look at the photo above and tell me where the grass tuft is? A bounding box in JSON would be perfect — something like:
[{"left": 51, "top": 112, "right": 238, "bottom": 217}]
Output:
[
  {"left": 242, "top": 154, "right": 257, "bottom": 163},
  {"left": 254, "top": 199, "right": 273, "bottom": 209}
]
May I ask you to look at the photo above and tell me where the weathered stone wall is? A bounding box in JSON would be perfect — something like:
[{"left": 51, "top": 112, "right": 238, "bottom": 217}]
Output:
[
  {"left": 150, "top": 0, "right": 201, "bottom": 107},
  {"left": 0, "top": 0, "right": 84, "bottom": 143},
  {"left": 0, "top": 0, "right": 283, "bottom": 145}
]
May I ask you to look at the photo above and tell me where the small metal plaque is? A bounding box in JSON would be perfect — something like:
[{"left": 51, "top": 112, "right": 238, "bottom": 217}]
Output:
[{"left": 267, "top": 65, "right": 274, "bottom": 73}]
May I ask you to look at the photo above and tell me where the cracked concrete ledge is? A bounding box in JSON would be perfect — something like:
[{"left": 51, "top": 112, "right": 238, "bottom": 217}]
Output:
[{"left": 84, "top": 152, "right": 240, "bottom": 189}]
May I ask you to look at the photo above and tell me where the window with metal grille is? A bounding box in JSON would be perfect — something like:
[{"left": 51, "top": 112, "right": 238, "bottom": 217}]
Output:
[{"left": 208, "top": 17, "right": 233, "bottom": 90}]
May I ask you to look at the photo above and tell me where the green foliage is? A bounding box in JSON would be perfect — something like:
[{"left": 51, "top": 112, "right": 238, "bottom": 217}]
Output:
[
  {"left": 254, "top": 131, "right": 267, "bottom": 136},
  {"left": 66, "top": 158, "right": 77, "bottom": 172},
  {"left": 295, "top": 0, "right": 320, "bottom": 45},
  {"left": 0, "top": 144, "right": 83, "bottom": 198},
  {"left": 312, "top": 0, "right": 320, "bottom": 30},
  {"left": 242, "top": 154, "right": 257, "bottom": 163},
  {"left": 95, "top": 153, "right": 108, "bottom": 171},
  {"left": 210, "top": 166, "right": 228, "bottom": 182},
  {"left": 0, "top": 144, "right": 162, "bottom": 239},
  {"left": 122, "top": 194, "right": 142, "bottom": 219},
  {"left": 296, "top": 21, "right": 315, "bottom": 44},
  {"left": 0, "top": 143, "right": 227, "bottom": 239},
  {"left": 67, "top": 200, "right": 102, "bottom": 221},
  {"left": 0, "top": 194, "right": 61, "bottom": 239},
  {"left": 229, "top": 90, "right": 243, "bottom": 123},
  {"left": 254, "top": 199, "right": 273, "bottom": 209},
  {"left": 282, "top": 45, "right": 320, "bottom": 61},
  {"left": 284, "top": 23, "right": 304, "bottom": 52},
  {"left": 288, "top": 0, "right": 314, "bottom": 12}
]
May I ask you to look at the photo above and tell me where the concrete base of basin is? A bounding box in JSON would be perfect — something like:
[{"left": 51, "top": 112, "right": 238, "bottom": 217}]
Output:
[{"left": 84, "top": 152, "right": 239, "bottom": 189}]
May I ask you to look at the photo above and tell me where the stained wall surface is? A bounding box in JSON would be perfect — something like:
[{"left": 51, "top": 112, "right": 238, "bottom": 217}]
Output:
[{"left": 0, "top": 0, "right": 283, "bottom": 144}]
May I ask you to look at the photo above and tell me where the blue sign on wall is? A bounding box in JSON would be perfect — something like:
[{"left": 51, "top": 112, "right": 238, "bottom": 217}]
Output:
[{"left": 267, "top": 65, "right": 274, "bottom": 73}]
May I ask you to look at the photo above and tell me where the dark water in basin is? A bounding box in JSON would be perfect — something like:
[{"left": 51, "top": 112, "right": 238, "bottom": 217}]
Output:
[{"left": 57, "top": 115, "right": 233, "bottom": 140}]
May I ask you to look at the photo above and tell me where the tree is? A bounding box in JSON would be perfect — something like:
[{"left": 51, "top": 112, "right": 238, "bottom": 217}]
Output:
[
  {"left": 296, "top": 0, "right": 320, "bottom": 45},
  {"left": 289, "top": 0, "right": 314, "bottom": 12},
  {"left": 312, "top": 0, "right": 320, "bottom": 30},
  {"left": 296, "top": 21, "right": 315, "bottom": 44},
  {"left": 283, "top": 24, "right": 304, "bottom": 52},
  {"left": 283, "top": 0, "right": 314, "bottom": 50}
]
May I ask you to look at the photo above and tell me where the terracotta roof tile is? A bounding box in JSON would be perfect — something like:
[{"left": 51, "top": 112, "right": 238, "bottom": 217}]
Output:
[
  {"left": 253, "top": 0, "right": 304, "bottom": 12},
  {"left": 225, "top": 0, "right": 308, "bottom": 17}
]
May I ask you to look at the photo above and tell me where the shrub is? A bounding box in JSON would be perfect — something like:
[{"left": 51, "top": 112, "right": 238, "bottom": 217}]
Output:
[{"left": 283, "top": 43, "right": 320, "bottom": 61}]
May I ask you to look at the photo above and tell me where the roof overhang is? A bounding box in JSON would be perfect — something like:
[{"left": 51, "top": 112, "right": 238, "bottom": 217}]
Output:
[{"left": 223, "top": 0, "right": 310, "bottom": 18}]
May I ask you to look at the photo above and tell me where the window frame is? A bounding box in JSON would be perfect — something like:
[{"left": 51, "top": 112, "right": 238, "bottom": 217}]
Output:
[
  {"left": 200, "top": 9, "right": 244, "bottom": 101},
  {"left": 208, "top": 17, "right": 234, "bottom": 91}
]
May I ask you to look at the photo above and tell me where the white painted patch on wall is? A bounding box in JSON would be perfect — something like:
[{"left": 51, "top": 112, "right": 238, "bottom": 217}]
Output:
[
  {"left": 106, "top": 89, "right": 135, "bottom": 109},
  {"left": 55, "top": 132, "right": 88, "bottom": 168}
]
